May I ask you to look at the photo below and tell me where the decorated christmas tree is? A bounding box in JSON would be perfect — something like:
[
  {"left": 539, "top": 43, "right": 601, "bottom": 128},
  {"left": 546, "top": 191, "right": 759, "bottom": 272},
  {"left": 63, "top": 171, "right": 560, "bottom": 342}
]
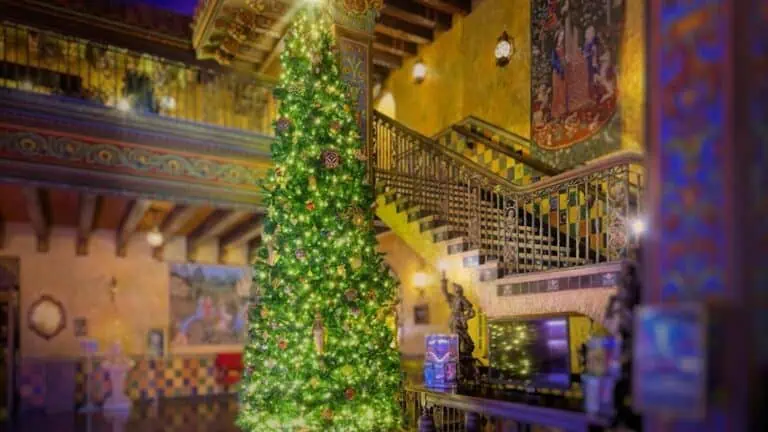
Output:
[{"left": 237, "top": 6, "right": 402, "bottom": 432}]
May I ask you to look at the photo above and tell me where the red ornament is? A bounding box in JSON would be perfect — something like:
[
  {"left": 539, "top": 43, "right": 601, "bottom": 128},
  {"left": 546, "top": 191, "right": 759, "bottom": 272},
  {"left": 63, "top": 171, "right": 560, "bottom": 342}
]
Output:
[
  {"left": 278, "top": 339, "right": 287, "bottom": 350},
  {"left": 306, "top": 200, "right": 316, "bottom": 211},
  {"left": 344, "top": 388, "right": 356, "bottom": 400}
]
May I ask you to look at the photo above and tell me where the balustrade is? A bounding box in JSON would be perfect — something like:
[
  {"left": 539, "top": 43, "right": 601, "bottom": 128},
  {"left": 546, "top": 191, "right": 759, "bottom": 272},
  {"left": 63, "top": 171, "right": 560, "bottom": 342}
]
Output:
[
  {"left": 401, "top": 386, "right": 603, "bottom": 432},
  {"left": 373, "top": 112, "right": 644, "bottom": 277},
  {"left": 0, "top": 21, "right": 276, "bottom": 133}
]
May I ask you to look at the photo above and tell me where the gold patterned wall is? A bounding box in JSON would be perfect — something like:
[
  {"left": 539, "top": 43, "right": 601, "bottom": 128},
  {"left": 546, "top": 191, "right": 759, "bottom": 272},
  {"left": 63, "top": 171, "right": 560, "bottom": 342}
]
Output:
[{"left": 383, "top": 0, "right": 645, "bottom": 158}]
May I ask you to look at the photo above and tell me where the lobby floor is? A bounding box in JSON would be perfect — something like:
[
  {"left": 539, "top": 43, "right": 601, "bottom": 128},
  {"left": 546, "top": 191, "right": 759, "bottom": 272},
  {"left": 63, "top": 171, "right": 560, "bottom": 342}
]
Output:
[{"left": 2, "top": 397, "right": 239, "bottom": 432}]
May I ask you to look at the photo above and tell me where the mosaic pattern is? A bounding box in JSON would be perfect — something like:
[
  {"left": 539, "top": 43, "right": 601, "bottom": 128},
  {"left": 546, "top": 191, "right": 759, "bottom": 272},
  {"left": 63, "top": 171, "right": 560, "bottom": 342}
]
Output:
[
  {"left": 435, "top": 126, "right": 541, "bottom": 185},
  {"left": 18, "top": 355, "right": 233, "bottom": 412},
  {"left": 0, "top": 129, "right": 265, "bottom": 188},
  {"left": 652, "top": 0, "right": 728, "bottom": 301}
]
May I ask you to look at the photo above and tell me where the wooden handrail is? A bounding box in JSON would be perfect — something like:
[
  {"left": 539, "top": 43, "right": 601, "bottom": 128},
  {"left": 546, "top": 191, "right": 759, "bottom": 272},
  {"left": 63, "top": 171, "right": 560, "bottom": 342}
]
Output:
[{"left": 452, "top": 125, "right": 563, "bottom": 177}]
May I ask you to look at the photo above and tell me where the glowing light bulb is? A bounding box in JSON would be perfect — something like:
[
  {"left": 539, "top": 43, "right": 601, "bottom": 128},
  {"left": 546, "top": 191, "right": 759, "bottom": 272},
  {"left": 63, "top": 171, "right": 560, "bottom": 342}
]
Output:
[
  {"left": 631, "top": 217, "right": 647, "bottom": 236},
  {"left": 146, "top": 227, "right": 164, "bottom": 247},
  {"left": 412, "top": 60, "right": 427, "bottom": 83},
  {"left": 117, "top": 98, "right": 132, "bottom": 112}
]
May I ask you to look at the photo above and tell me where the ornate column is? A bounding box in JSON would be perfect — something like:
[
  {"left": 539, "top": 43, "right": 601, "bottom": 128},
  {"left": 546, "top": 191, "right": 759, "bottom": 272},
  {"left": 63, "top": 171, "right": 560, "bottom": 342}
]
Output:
[
  {"left": 329, "top": 0, "right": 379, "bottom": 186},
  {"left": 646, "top": 0, "right": 766, "bottom": 430}
]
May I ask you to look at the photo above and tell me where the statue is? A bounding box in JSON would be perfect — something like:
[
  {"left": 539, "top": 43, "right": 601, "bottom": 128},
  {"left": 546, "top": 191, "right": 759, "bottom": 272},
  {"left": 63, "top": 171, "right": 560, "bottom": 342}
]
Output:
[{"left": 441, "top": 276, "right": 478, "bottom": 383}]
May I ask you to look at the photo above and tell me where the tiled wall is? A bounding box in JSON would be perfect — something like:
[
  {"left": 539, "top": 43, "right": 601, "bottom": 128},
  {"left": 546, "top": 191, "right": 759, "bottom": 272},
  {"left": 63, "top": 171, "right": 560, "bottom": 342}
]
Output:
[{"left": 18, "top": 354, "right": 234, "bottom": 413}]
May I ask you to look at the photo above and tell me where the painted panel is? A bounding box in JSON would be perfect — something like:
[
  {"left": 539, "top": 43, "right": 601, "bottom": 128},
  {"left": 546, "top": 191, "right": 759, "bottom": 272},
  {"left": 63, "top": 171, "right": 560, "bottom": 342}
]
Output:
[
  {"left": 338, "top": 37, "right": 369, "bottom": 144},
  {"left": 169, "top": 263, "right": 252, "bottom": 348},
  {"left": 530, "top": 0, "right": 624, "bottom": 167}
]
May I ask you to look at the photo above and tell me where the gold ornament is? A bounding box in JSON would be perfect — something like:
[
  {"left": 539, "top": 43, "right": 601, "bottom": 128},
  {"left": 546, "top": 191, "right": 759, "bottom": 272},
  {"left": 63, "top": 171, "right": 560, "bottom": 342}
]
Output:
[
  {"left": 312, "top": 312, "right": 325, "bottom": 354},
  {"left": 308, "top": 176, "right": 317, "bottom": 190},
  {"left": 340, "top": 364, "right": 354, "bottom": 377},
  {"left": 354, "top": 149, "right": 368, "bottom": 161},
  {"left": 350, "top": 257, "right": 362, "bottom": 269},
  {"left": 336, "top": 265, "right": 346, "bottom": 276},
  {"left": 310, "top": 377, "right": 320, "bottom": 388}
]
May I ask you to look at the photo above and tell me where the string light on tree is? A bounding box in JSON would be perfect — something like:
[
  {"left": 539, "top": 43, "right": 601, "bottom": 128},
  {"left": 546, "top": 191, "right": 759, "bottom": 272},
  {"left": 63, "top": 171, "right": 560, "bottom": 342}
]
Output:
[{"left": 237, "top": 5, "right": 401, "bottom": 432}]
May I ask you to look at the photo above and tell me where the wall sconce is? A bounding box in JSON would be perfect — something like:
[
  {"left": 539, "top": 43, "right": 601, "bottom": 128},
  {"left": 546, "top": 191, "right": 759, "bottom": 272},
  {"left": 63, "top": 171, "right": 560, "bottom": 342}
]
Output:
[
  {"left": 413, "top": 271, "right": 429, "bottom": 298},
  {"left": 412, "top": 59, "right": 427, "bottom": 84},
  {"left": 495, "top": 31, "right": 513, "bottom": 67}
]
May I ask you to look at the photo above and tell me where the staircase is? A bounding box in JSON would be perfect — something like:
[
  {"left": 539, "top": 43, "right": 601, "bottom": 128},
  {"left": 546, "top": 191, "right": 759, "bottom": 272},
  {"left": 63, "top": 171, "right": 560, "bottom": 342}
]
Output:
[{"left": 372, "top": 112, "right": 644, "bottom": 313}]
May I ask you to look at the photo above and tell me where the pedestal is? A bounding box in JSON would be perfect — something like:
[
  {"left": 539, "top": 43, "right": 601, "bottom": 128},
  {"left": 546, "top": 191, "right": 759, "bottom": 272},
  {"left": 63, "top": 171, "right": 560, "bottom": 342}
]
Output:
[{"left": 102, "top": 363, "right": 132, "bottom": 412}]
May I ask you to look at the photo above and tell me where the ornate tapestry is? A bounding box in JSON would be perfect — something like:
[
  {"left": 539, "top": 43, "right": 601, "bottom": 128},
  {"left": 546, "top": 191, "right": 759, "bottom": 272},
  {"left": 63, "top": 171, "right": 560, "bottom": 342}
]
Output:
[{"left": 531, "top": 0, "right": 624, "bottom": 165}]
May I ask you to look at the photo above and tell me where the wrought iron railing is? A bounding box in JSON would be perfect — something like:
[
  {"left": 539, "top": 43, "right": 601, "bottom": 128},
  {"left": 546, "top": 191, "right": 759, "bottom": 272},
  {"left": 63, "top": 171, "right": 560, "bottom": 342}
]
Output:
[
  {"left": 400, "top": 386, "right": 601, "bottom": 431},
  {"left": 373, "top": 111, "right": 644, "bottom": 277},
  {"left": 0, "top": 21, "right": 276, "bottom": 133}
]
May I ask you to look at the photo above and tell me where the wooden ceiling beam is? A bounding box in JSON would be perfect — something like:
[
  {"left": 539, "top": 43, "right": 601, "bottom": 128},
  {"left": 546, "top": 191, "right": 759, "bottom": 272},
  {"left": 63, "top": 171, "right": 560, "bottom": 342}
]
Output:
[
  {"left": 247, "top": 237, "right": 262, "bottom": 265},
  {"left": 220, "top": 214, "right": 264, "bottom": 251},
  {"left": 187, "top": 209, "right": 249, "bottom": 261},
  {"left": 374, "top": 34, "right": 419, "bottom": 57},
  {"left": 116, "top": 199, "right": 151, "bottom": 257},
  {"left": 22, "top": 188, "right": 50, "bottom": 253},
  {"left": 76, "top": 193, "right": 100, "bottom": 256},
  {"left": 414, "top": 0, "right": 471, "bottom": 16},
  {"left": 374, "top": 50, "right": 404, "bottom": 69},
  {"left": 375, "top": 15, "right": 433, "bottom": 45},
  {"left": 0, "top": 215, "right": 5, "bottom": 250},
  {"left": 381, "top": 0, "right": 438, "bottom": 30},
  {"left": 152, "top": 205, "right": 199, "bottom": 260}
]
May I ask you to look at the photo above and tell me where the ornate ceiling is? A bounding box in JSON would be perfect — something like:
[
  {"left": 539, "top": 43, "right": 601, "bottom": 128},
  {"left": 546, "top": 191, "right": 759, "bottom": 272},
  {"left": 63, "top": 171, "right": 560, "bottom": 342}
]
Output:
[{"left": 192, "top": 0, "right": 471, "bottom": 78}]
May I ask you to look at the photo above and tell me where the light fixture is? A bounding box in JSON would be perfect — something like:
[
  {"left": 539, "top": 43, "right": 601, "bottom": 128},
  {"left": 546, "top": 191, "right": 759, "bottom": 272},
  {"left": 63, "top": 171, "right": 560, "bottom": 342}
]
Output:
[
  {"left": 495, "top": 31, "right": 513, "bottom": 67},
  {"left": 146, "top": 226, "right": 164, "bottom": 247},
  {"left": 116, "top": 98, "right": 132, "bottom": 112},
  {"left": 412, "top": 59, "right": 426, "bottom": 84},
  {"left": 631, "top": 217, "right": 647, "bottom": 236},
  {"left": 412, "top": 272, "right": 429, "bottom": 288},
  {"left": 160, "top": 96, "right": 176, "bottom": 111}
]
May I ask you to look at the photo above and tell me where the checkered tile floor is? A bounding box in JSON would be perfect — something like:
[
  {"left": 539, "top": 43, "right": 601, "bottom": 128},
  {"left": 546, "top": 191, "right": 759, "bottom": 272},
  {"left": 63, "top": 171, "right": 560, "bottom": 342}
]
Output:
[{"left": 3, "top": 396, "right": 239, "bottom": 432}]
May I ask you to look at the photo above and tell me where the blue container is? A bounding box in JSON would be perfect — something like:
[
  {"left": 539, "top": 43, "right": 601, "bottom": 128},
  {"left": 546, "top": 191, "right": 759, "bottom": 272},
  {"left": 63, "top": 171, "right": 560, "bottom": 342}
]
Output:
[{"left": 424, "top": 334, "right": 458, "bottom": 388}]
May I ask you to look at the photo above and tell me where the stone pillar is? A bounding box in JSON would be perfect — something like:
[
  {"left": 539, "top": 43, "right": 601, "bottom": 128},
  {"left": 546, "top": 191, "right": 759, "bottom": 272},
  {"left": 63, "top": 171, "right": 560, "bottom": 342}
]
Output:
[
  {"left": 646, "top": 0, "right": 766, "bottom": 430},
  {"left": 329, "top": 1, "right": 378, "bottom": 186}
]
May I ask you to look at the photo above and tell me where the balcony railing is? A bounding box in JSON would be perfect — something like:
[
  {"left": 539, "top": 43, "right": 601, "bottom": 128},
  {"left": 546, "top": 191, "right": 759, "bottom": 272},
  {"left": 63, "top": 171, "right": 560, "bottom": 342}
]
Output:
[
  {"left": 401, "top": 386, "right": 603, "bottom": 432},
  {"left": 374, "top": 112, "right": 645, "bottom": 277},
  {"left": 0, "top": 21, "right": 276, "bottom": 133}
]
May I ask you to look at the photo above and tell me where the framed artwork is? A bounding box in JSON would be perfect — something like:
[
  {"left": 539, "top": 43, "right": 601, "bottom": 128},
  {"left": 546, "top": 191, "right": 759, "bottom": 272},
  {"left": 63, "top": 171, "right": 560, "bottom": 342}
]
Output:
[
  {"left": 28, "top": 295, "right": 66, "bottom": 340},
  {"left": 147, "top": 328, "right": 165, "bottom": 358},
  {"left": 414, "top": 304, "right": 430, "bottom": 325},
  {"left": 169, "top": 263, "right": 252, "bottom": 349},
  {"left": 73, "top": 317, "right": 88, "bottom": 337}
]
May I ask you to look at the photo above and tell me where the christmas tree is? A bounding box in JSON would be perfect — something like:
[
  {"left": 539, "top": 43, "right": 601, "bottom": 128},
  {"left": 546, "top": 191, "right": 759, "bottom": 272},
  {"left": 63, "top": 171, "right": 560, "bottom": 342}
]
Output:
[{"left": 237, "top": 6, "right": 402, "bottom": 432}]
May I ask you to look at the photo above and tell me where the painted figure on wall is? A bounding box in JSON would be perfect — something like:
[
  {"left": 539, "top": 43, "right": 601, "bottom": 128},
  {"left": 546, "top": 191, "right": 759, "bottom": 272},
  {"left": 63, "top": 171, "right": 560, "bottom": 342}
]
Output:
[
  {"left": 532, "top": 0, "right": 624, "bottom": 149},
  {"left": 169, "top": 264, "right": 252, "bottom": 347}
]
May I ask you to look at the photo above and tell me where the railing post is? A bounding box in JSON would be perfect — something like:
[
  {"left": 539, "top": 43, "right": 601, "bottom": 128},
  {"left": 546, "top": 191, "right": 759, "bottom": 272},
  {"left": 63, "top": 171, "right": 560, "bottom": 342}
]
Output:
[
  {"left": 465, "top": 411, "right": 482, "bottom": 432},
  {"left": 418, "top": 407, "right": 436, "bottom": 432}
]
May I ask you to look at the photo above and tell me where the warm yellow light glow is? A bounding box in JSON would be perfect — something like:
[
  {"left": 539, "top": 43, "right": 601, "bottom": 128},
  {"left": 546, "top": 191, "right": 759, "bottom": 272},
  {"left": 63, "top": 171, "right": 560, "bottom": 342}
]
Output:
[
  {"left": 412, "top": 60, "right": 427, "bottom": 83},
  {"left": 437, "top": 259, "right": 449, "bottom": 272},
  {"left": 116, "top": 98, "right": 131, "bottom": 112},
  {"left": 146, "top": 228, "right": 164, "bottom": 247},
  {"left": 631, "top": 217, "right": 647, "bottom": 236},
  {"left": 412, "top": 272, "right": 429, "bottom": 288}
]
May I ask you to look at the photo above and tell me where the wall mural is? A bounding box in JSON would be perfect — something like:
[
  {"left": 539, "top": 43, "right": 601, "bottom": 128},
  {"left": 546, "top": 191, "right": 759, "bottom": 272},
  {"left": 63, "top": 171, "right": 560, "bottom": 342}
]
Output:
[
  {"left": 169, "top": 263, "right": 252, "bottom": 348},
  {"left": 531, "top": 0, "right": 624, "bottom": 168}
]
